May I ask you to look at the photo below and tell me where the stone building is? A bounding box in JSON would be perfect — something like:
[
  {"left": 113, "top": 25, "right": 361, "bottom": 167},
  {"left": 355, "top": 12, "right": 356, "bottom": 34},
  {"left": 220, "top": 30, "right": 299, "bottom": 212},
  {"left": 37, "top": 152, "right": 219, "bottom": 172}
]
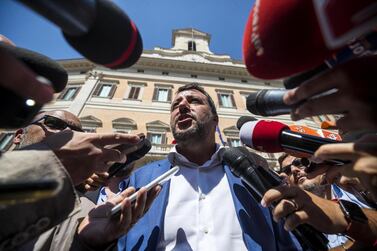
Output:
[{"left": 0, "top": 28, "right": 332, "bottom": 169}]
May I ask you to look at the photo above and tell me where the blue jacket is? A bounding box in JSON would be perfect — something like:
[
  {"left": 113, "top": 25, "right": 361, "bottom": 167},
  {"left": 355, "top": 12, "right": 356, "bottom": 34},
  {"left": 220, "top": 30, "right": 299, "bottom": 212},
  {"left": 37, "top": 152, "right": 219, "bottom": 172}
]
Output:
[{"left": 118, "top": 159, "right": 301, "bottom": 251}]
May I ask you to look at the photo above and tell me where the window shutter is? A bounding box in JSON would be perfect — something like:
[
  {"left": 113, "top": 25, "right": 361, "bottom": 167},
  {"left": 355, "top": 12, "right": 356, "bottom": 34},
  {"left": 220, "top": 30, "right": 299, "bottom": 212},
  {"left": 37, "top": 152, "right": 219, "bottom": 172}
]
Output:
[
  {"left": 230, "top": 94, "right": 236, "bottom": 108},
  {"left": 146, "top": 132, "right": 152, "bottom": 141},
  {"left": 128, "top": 87, "right": 135, "bottom": 99},
  {"left": 167, "top": 88, "right": 172, "bottom": 102},
  {"left": 71, "top": 87, "right": 81, "bottom": 100},
  {"left": 134, "top": 87, "right": 140, "bottom": 99},
  {"left": 93, "top": 83, "right": 102, "bottom": 96},
  {"left": 217, "top": 93, "right": 223, "bottom": 107},
  {"left": 226, "top": 138, "right": 232, "bottom": 147},
  {"left": 152, "top": 87, "right": 158, "bottom": 101},
  {"left": 57, "top": 89, "right": 67, "bottom": 100},
  {"left": 108, "top": 85, "right": 117, "bottom": 98},
  {"left": 161, "top": 134, "right": 166, "bottom": 144}
]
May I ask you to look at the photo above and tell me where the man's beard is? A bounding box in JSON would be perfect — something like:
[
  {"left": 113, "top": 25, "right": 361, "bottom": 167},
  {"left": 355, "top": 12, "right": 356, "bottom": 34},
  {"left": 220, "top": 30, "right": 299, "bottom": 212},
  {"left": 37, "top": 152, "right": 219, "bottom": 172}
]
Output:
[
  {"left": 302, "top": 183, "right": 329, "bottom": 198},
  {"left": 171, "top": 115, "right": 212, "bottom": 143}
]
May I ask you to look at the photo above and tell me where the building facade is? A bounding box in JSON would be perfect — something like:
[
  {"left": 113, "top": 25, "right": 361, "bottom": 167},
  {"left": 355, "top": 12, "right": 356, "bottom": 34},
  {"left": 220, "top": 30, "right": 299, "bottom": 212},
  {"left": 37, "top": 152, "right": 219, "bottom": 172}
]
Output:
[{"left": 0, "top": 28, "right": 332, "bottom": 169}]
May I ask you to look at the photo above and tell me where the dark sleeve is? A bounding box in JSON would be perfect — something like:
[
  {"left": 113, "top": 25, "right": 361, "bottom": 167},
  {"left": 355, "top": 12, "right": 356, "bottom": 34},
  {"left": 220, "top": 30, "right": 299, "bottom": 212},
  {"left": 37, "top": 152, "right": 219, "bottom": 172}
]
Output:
[{"left": 0, "top": 150, "right": 80, "bottom": 250}]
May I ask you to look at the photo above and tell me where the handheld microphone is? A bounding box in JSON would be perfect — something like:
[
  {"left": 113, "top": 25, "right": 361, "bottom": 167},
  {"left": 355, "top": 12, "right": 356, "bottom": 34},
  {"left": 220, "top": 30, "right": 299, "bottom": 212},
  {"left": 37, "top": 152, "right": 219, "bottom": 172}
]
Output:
[
  {"left": 239, "top": 120, "right": 348, "bottom": 165},
  {"left": 239, "top": 119, "right": 338, "bottom": 154},
  {"left": 246, "top": 89, "right": 292, "bottom": 116},
  {"left": 107, "top": 138, "right": 152, "bottom": 178},
  {"left": 236, "top": 116, "right": 258, "bottom": 130},
  {"left": 223, "top": 147, "right": 329, "bottom": 251},
  {"left": 19, "top": 0, "right": 143, "bottom": 69},
  {"left": 0, "top": 42, "right": 68, "bottom": 128},
  {"left": 243, "top": 0, "right": 377, "bottom": 79}
]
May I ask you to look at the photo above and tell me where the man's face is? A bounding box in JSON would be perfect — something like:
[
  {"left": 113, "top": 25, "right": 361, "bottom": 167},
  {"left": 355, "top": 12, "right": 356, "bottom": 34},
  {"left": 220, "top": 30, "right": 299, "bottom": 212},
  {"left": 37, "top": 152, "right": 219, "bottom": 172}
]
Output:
[
  {"left": 170, "top": 89, "right": 217, "bottom": 143},
  {"left": 283, "top": 156, "right": 327, "bottom": 193},
  {"left": 16, "top": 110, "right": 83, "bottom": 147}
]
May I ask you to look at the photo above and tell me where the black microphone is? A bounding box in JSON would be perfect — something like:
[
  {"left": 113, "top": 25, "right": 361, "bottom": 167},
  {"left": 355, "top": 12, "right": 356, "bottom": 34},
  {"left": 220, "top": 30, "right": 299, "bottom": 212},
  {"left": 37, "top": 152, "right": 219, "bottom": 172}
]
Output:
[
  {"left": 107, "top": 138, "right": 152, "bottom": 178},
  {"left": 223, "top": 147, "right": 329, "bottom": 251},
  {"left": 246, "top": 89, "right": 292, "bottom": 117},
  {"left": 19, "top": 0, "right": 143, "bottom": 69},
  {"left": 236, "top": 116, "right": 258, "bottom": 130},
  {"left": 0, "top": 42, "right": 68, "bottom": 128}
]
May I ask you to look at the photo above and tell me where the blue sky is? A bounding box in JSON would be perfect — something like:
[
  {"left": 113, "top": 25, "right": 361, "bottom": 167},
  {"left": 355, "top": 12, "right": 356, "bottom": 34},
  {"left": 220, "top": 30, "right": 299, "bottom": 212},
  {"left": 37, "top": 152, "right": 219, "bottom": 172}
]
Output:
[{"left": 0, "top": 0, "right": 254, "bottom": 61}]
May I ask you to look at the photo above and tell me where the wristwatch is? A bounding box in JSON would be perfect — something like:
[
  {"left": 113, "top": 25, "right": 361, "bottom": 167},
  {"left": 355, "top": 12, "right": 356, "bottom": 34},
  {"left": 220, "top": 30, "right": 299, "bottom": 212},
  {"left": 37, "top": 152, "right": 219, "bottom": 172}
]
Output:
[{"left": 338, "top": 199, "right": 368, "bottom": 224}]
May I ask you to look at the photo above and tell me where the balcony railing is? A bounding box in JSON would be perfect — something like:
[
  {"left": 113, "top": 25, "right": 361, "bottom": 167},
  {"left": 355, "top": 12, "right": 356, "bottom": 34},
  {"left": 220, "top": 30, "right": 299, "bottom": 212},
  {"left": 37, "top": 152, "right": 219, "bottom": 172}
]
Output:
[{"left": 150, "top": 143, "right": 174, "bottom": 154}]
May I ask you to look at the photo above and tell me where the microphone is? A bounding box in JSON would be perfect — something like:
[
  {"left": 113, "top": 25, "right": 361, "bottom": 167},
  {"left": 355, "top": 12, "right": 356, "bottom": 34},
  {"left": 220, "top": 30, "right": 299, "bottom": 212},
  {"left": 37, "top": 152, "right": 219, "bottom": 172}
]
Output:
[
  {"left": 246, "top": 89, "right": 292, "bottom": 117},
  {"left": 239, "top": 119, "right": 344, "bottom": 158},
  {"left": 0, "top": 42, "right": 68, "bottom": 128},
  {"left": 236, "top": 116, "right": 258, "bottom": 130},
  {"left": 107, "top": 138, "right": 152, "bottom": 178},
  {"left": 243, "top": 0, "right": 377, "bottom": 79},
  {"left": 19, "top": 0, "right": 143, "bottom": 69},
  {"left": 223, "top": 147, "right": 329, "bottom": 251}
]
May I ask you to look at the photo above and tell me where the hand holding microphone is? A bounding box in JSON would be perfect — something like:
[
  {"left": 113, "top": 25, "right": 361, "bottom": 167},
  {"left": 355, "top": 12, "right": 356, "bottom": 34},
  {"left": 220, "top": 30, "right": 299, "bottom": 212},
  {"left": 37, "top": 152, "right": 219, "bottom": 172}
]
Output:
[
  {"left": 223, "top": 147, "right": 329, "bottom": 251},
  {"left": 283, "top": 56, "right": 377, "bottom": 131}
]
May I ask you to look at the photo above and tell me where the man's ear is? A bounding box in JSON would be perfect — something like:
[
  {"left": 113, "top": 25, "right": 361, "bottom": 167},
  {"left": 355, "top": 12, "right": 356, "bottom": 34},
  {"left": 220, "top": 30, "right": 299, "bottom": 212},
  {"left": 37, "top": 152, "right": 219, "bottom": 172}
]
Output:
[
  {"left": 213, "top": 115, "right": 219, "bottom": 123},
  {"left": 13, "top": 129, "right": 24, "bottom": 145}
]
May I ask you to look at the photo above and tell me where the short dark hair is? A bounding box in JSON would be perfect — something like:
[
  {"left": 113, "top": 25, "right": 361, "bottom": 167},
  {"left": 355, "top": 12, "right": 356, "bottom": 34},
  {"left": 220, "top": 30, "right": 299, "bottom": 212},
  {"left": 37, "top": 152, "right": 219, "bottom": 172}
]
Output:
[
  {"left": 277, "top": 153, "right": 289, "bottom": 168},
  {"left": 176, "top": 83, "right": 218, "bottom": 117}
]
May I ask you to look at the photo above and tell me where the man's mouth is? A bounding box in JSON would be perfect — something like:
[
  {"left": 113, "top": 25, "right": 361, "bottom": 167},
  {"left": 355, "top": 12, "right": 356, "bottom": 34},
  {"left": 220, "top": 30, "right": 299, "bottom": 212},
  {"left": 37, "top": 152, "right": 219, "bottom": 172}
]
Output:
[
  {"left": 176, "top": 114, "right": 194, "bottom": 128},
  {"left": 297, "top": 176, "right": 306, "bottom": 184}
]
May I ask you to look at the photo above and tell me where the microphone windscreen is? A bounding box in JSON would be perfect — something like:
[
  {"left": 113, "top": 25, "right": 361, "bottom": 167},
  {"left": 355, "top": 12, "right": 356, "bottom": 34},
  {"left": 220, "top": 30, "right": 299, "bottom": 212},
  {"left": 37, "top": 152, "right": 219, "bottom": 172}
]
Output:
[
  {"left": 240, "top": 120, "right": 289, "bottom": 153},
  {"left": 243, "top": 0, "right": 333, "bottom": 79},
  {"left": 0, "top": 43, "right": 68, "bottom": 92},
  {"left": 63, "top": 0, "right": 143, "bottom": 69},
  {"left": 236, "top": 115, "right": 258, "bottom": 130},
  {"left": 236, "top": 146, "right": 269, "bottom": 170},
  {"left": 245, "top": 92, "right": 259, "bottom": 115}
]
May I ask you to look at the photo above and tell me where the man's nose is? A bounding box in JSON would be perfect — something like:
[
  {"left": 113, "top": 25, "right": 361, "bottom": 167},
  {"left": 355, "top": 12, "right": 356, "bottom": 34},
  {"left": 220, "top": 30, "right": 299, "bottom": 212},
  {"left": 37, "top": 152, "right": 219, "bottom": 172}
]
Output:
[
  {"left": 291, "top": 165, "right": 302, "bottom": 175},
  {"left": 178, "top": 99, "right": 190, "bottom": 113}
]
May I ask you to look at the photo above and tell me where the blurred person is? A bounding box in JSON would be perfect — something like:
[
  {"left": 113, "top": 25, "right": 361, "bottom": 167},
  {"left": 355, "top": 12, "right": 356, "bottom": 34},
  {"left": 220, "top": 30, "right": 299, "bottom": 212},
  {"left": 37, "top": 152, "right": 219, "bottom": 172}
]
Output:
[
  {"left": 261, "top": 184, "right": 377, "bottom": 249},
  {"left": 10, "top": 110, "right": 160, "bottom": 251},
  {"left": 314, "top": 134, "right": 377, "bottom": 201},
  {"left": 283, "top": 56, "right": 377, "bottom": 132},
  {"left": 117, "top": 83, "right": 301, "bottom": 251},
  {"left": 0, "top": 126, "right": 145, "bottom": 249},
  {"left": 278, "top": 154, "right": 372, "bottom": 249}
]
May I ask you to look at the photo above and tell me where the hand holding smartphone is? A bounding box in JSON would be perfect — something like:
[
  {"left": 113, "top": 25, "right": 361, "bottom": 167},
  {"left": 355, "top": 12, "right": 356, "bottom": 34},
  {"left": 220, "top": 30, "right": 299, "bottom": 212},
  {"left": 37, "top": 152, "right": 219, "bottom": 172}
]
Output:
[{"left": 109, "top": 165, "right": 179, "bottom": 216}]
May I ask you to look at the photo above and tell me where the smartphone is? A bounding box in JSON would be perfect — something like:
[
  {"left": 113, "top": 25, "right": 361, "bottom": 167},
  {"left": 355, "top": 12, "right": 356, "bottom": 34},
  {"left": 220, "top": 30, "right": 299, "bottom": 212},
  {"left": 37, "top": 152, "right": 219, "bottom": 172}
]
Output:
[{"left": 109, "top": 165, "right": 179, "bottom": 216}]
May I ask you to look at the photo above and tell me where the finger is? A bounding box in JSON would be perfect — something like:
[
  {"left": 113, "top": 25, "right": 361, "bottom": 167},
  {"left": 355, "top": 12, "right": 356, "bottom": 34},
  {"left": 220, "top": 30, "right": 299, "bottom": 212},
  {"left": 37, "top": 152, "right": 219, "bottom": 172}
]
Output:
[
  {"left": 132, "top": 187, "right": 148, "bottom": 221},
  {"left": 272, "top": 198, "right": 300, "bottom": 222},
  {"left": 92, "top": 172, "right": 109, "bottom": 184},
  {"left": 283, "top": 69, "right": 345, "bottom": 105},
  {"left": 121, "top": 200, "right": 133, "bottom": 232},
  {"left": 284, "top": 210, "right": 308, "bottom": 231},
  {"left": 0, "top": 47, "right": 54, "bottom": 104},
  {"left": 261, "top": 185, "right": 297, "bottom": 207},
  {"left": 336, "top": 106, "right": 377, "bottom": 132},
  {"left": 99, "top": 148, "right": 125, "bottom": 165},
  {"left": 107, "top": 187, "right": 136, "bottom": 206},
  {"left": 96, "top": 172, "right": 110, "bottom": 179},
  {"left": 92, "top": 133, "right": 140, "bottom": 147},
  {"left": 291, "top": 91, "right": 348, "bottom": 120},
  {"left": 144, "top": 185, "right": 162, "bottom": 213},
  {"left": 314, "top": 143, "right": 358, "bottom": 162}
]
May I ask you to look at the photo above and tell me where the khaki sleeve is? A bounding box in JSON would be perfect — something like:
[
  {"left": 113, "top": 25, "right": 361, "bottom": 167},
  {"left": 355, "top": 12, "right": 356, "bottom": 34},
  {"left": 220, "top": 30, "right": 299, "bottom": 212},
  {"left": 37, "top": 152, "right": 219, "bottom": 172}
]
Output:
[{"left": 0, "top": 150, "right": 80, "bottom": 250}]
